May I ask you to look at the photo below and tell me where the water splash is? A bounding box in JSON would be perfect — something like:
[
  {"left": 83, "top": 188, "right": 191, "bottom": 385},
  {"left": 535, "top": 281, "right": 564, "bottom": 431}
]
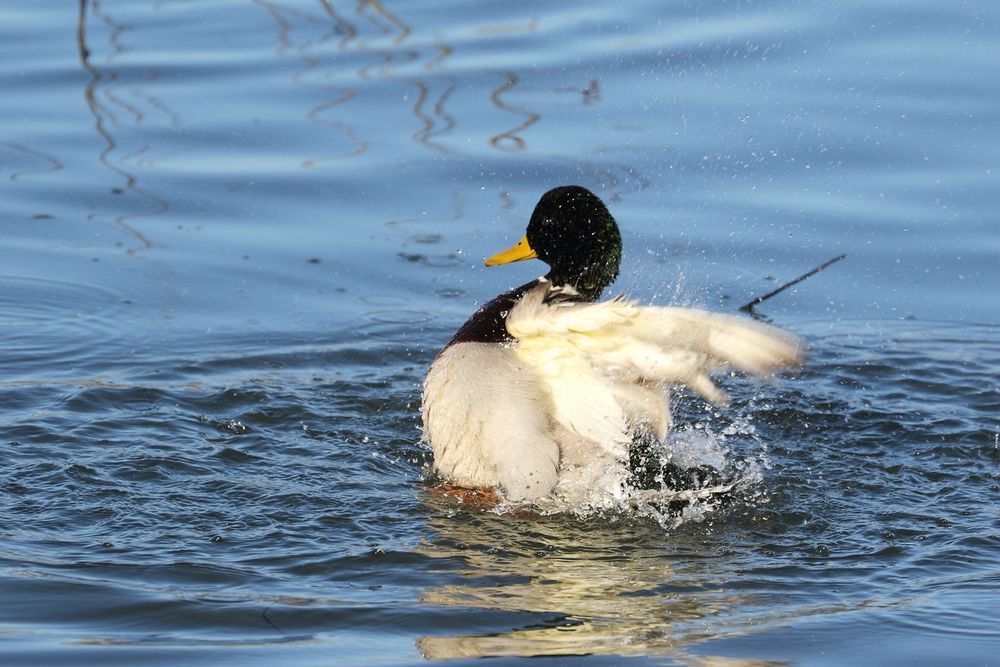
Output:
[{"left": 487, "top": 408, "right": 770, "bottom": 529}]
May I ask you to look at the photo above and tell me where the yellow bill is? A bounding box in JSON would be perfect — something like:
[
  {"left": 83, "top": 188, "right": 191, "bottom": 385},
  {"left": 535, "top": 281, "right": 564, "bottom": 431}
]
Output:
[{"left": 484, "top": 234, "right": 537, "bottom": 266}]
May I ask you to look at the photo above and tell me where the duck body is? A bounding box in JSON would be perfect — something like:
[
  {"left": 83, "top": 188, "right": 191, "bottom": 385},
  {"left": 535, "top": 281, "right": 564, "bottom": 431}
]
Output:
[{"left": 421, "top": 186, "right": 802, "bottom": 505}]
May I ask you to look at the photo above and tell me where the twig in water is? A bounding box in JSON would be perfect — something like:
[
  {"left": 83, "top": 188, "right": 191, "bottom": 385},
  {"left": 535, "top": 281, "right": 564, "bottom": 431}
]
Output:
[{"left": 739, "top": 254, "right": 846, "bottom": 313}]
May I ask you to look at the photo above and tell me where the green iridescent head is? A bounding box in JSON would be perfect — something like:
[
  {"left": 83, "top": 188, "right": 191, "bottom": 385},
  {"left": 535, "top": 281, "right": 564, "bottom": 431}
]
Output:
[{"left": 485, "top": 185, "right": 622, "bottom": 300}]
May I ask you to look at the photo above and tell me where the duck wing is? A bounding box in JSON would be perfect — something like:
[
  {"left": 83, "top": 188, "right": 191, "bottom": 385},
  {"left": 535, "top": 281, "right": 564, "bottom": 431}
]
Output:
[{"left": 506, "top": 283, "right": 804, "bottom": 453}]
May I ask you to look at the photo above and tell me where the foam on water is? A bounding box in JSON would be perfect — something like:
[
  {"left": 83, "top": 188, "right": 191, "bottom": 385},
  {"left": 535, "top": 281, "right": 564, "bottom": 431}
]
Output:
[{"left": 484, "top": 402, "right": 773, "bottom": 530}]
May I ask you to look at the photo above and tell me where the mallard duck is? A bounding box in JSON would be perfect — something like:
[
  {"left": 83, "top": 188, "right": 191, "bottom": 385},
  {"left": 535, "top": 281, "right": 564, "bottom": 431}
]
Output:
[{"left": 422, "top": 185, "right": 803, "bottom": 504}]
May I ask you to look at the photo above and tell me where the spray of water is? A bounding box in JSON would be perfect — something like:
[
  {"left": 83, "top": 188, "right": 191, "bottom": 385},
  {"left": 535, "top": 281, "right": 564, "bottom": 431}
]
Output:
[{"left": 486, "top": 399, "right": 771, "bottom": 530}]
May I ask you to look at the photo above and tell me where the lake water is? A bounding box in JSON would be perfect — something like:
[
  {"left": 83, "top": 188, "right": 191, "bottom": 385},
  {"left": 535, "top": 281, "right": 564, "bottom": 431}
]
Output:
[{"left": 2, "top": 0, "right": 999, "bottom": 664}]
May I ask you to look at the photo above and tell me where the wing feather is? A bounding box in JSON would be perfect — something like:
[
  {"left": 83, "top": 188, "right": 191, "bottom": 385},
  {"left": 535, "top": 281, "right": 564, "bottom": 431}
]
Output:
[{"left": 507, "top": 283, "right": 803, "bottom": 414}]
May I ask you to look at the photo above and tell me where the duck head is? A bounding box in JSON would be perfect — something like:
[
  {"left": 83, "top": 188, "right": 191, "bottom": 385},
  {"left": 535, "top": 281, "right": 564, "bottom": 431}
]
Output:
[{"left": 485, "top": 185, "right": 622, "bottom": 301}]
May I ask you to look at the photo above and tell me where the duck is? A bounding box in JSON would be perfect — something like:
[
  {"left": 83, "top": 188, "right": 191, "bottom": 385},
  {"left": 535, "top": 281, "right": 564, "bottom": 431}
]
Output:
[{"left": 421, "top": 185, "right": 803, "bottom": 505}]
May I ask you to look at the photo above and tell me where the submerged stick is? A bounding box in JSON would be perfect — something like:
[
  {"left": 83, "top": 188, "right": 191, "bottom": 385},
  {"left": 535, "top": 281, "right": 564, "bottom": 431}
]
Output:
[{"left": 739, "top": 254, "right": 846, "bottom": 313}]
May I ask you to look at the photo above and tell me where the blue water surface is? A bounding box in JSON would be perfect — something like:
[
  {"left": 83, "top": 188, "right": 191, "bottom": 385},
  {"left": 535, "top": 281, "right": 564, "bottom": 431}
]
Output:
[{"left": 1, "top": 1, "right": 998, "bottom": 665}]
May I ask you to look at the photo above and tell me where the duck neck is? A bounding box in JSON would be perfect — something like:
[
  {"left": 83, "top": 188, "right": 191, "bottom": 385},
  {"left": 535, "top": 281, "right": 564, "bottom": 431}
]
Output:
[{"left": 546, "top": 261, "right": 618, "bottom": 302}]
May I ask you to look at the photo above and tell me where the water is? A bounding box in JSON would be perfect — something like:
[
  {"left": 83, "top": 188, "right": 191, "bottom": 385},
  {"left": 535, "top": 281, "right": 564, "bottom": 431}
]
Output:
[{"left": 2, "top": 0, "right": 999, "bottom": 664}]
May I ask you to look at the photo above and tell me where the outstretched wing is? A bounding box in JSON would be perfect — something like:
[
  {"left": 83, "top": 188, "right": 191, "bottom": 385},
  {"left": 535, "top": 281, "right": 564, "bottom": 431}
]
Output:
[{"left": 506, "top": 283, "right": 803, "bottom": 451}]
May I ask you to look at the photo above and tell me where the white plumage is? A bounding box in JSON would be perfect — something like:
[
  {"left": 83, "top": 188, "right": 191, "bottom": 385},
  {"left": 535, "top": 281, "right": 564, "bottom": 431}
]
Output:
[
  {"left": 422, "top": 185, "right": 805, "bottom": 506},
  {"left": 422, "top": 280, "right": 803, "bottom": 503}
]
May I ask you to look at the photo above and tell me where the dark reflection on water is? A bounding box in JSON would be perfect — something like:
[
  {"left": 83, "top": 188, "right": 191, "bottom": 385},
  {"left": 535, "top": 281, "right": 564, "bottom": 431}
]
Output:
[
  {"left": 77, "top": 0, "right": 171, "bottom": 253},
  {"left": 2, "top": 0, "right": 1000, "bottom": 664}
]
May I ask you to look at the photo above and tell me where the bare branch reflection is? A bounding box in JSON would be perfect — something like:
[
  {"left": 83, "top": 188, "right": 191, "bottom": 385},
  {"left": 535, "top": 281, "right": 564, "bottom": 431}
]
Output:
[
  {"left": 411, "top": 80, "right": 457, "bottom": 154},
  {"left": 384, "top": 187, "right": 466, "bottom": 228},
  {"left": 77, "top": 0, "right": 173, "bottom": 254},
  {"left": 2, "top": 142, "right": 64, "bottom": 182},
  {"left": 258, "top": 1, "right": 602, "bottom": 163},
  {"left": 255, "top": 0, "right": 374, "bottom": 167},
  {"left": 489, "top": 71, "right": 540, "bottom": 151},
  {"left": 318, "top": 0, "right": 358, "bottom": 47},
  {"left": 357, "top": 0, "right": 411, "bottom": 45},
  {"left": 304, "top": 91, "right": 369, "bottom": 164}
]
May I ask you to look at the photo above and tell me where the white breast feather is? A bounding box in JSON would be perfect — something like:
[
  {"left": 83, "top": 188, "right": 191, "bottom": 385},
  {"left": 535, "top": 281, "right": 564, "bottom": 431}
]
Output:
[{"left": 423, "top": 342, "right": 560, "bottom": 500}]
